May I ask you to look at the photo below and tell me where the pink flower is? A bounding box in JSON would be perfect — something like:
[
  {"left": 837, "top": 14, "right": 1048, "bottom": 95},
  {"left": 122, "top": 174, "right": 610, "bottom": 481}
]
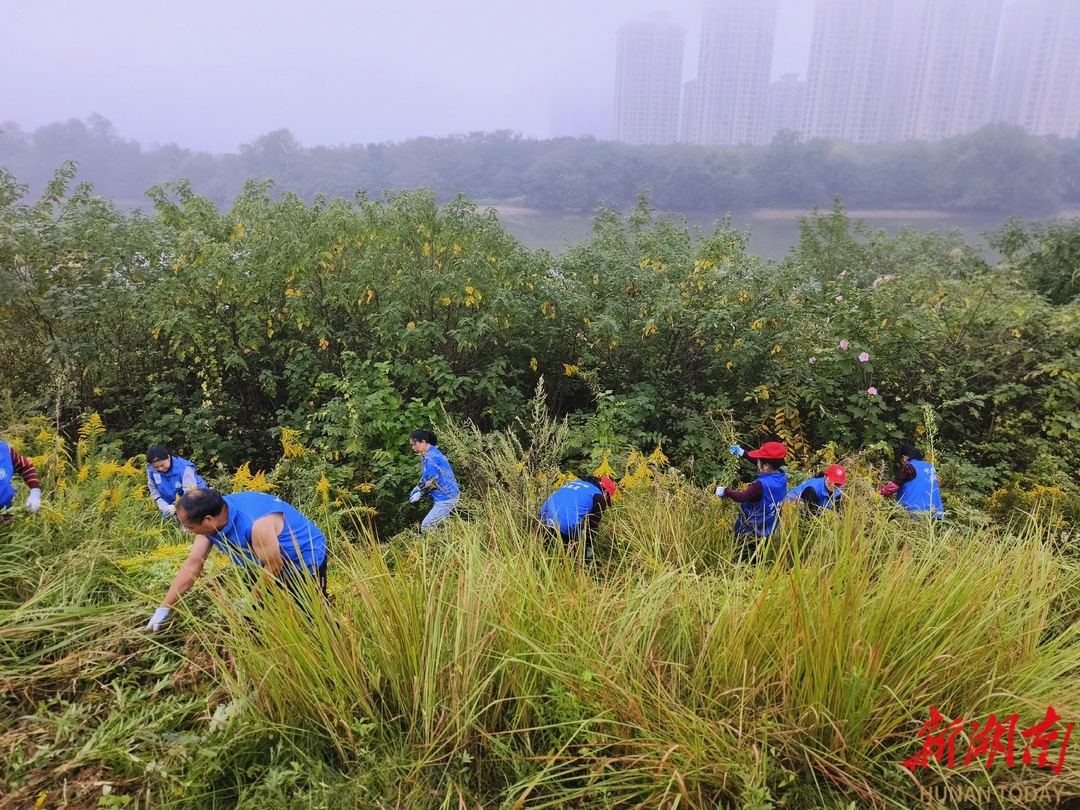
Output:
[
  {"left": 809, "top": 357, "right": 816, "bottom": 364},
  {"left": 867, "top": 386, "right": 878, "bottom": 396},
  {"left": 835, "top": 295, "right": 844, "bottom": 302},
  {"left": 839, "top": 339, "right": 849, "bottom": 350},
  {"left": 859, "top": 352, "right": 870, "bottom": 362}
]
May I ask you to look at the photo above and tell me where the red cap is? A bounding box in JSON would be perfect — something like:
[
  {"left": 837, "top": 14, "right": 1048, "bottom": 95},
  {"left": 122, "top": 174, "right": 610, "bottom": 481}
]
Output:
[
  {"left": 598, "top": 476, "right": 617, "bottom": 498},
  {"left": 747, "top": 441, "right": 787, "bottom": 461},
  {"left": 824, "top": 464, "right": 847, "bottom": 485}
]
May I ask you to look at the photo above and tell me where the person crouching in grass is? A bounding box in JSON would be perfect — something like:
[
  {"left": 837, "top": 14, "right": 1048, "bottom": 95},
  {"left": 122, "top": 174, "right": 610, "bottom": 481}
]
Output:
[{"left": 146, "top": 488, "right": 327, "bottom": 632}]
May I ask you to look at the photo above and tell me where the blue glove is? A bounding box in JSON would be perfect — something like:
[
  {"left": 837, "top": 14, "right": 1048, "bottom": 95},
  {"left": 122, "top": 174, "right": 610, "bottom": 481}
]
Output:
[
  {"left": 715, "top": 485, "right": 726, "bottom": 498},
  {"left": 729, "top": 445, "right": 745, "bottom": 457},
  {"left": 408, "top": 485, "right": 422, "bottom": 503},
  {"left": 146, "top": 607, "right": 171, "bottom": 632}
]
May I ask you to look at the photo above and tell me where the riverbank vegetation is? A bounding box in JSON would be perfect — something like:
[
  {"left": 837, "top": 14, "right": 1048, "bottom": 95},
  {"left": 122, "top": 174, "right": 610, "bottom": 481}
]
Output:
[{"left": 3, "top": 160, "right": 1080, "bottom": 807}]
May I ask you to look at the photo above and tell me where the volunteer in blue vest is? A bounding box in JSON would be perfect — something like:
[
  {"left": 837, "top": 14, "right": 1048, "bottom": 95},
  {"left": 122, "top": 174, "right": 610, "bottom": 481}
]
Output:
[
  {"left": 716, "top": 441, "right": 788, "bottom": 550},
  {"left": 146, "top": 445, "right": 207, "bottom": 518},
  {"left": 407, "top": 429, "right": 460, "bottom": 532},
  {"left": 538, "top": 475, "right": 617, "bottom": 561},
  {"left": 0, "top": 440, "right": 42, "bottom": 514},
  {"left": 785, "top": 464, "right": 847, "bottom": 515},
  {"left": 146, "top": 488, "right": 328, "bottom": 631},
  {"left": 878, "top": 445, "right": 943, "bottom": 518}
]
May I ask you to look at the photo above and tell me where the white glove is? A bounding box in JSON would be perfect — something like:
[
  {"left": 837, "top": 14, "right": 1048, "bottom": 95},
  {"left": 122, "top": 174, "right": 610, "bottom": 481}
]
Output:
[
  {"left": 728, "top": 445, "right": 745, "bottom": 457},
  {"left": 408, "top": 486, "right": 422, "bottom": 503},
  {"left": 715, "top": 486, "right": 726, "bottom": 498},
  {"left": 26, "top": 489, "right": 41, "bottom": 512},
  {"left": 146, "top": 607, "right": 171, "bottom": 632},
  {"left": 163, "top": 503, "right": 177, "bottom": 517}
]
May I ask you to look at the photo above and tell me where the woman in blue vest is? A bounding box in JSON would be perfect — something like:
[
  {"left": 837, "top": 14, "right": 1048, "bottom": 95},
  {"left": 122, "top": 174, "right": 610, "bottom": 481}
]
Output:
[
  {"left": 879, "top": 445, "right": 943, "bottom": 519},
  {"left": 146, "top": 445, "right": 207, "bottom": 518},
  {"left": 785, "top": 464, "right": 847, "bottom": 515},
  {"left": 716, "top": 441, "right": 788, "bottom": 556},
  {"left": 407, "top": 429, "right": 460, "bottom": 532},
  {"left": 538, "top": 475, "right": 617, "bottom": 561}
]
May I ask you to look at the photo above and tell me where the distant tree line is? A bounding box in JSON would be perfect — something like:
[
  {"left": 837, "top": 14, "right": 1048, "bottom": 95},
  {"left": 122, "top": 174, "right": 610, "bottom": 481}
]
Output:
[{"left": 1, "top": 115, "right": 1079, "bottom": 215}]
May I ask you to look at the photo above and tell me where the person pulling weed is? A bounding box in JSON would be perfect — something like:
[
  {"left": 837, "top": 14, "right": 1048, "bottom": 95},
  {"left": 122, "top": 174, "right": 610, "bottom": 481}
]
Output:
[
  {"left": 716, "top": 441, "right": 788, "bottom": 557},
  {"left": 537, "top": 475, "right": 617, "bottom": 561},
  {"left": 408, "top": 429, "right": 460, "bottom": 532},
  {"left": 878, "top": 444, "right": 943, "bottom": 519},
  {"left": 146, "top": 488, "right": 327, "bottom": 632},
  {"left": 146, "top": 444, "right": 207, "bottom": 519},
  {"left": 785, "top": 464, "right": 847, "bottom": 516}
]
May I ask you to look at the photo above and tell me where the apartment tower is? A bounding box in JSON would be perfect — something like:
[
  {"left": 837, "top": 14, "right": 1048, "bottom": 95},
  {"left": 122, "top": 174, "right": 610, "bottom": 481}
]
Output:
[
  {"left": 685, "top": 0, "right": 778, "bottom": 145},
  {"left": 991, "top": 0, "right": 1080, "bottom": 138},
  {"left": 801, "top": 0, "right": 906, "bottom": 142},
  {"left": 613, "top": 16, "right": 685, "bottom": 145},
  {"left": 900, "top": 0, "right": 1003, "bottom": 140},
  {"left": 765, "top": 74, "right": 806, "bottom": 141}
]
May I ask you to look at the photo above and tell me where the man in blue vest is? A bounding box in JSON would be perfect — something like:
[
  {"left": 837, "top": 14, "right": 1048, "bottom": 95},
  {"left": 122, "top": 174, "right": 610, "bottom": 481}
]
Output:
[
  {"left": 538, "top": 475, "right": 617, "bottom": 561},
  {"left": 146, "top": 445, "right": 207, "bottom": 518},
  {"left": 0, "top": 440, "right": 42, "bottom": 515},
  {"left": 785, "top": 464, "right": 847, "bottom": 516},
  {"left": 879, "top": 445, "right": 943, "bottom": 519},
  {"left": 716, "top": 441, "right": 788, "bottom": 557},
  {"left": 146, "top": 488, "right": 328, "bottom": 631}
]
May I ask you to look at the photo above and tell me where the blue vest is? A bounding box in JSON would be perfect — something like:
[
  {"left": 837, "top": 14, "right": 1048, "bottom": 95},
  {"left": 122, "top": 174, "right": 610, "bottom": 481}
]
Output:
[
  {"left": 420, "top": 446, "right": 460, "bottom": 502},
  {"left": 208, "top": 492, "right": 327, "bottom": 573},
  {"left": 735, "top": 471, "right": 788, "bottom": 537},
  {"left": 785, "top": 477, "right": 841, "bottom": 511},
  {"left": 897, "top": 460, "right": 943, "bottom": 518},
  {"left": 540, "top": 480, "right": 603, "bottom": 537},
  {"left": 0, "top": 441, "right": 17, "bottom": 509},
  {"left": 147, "top": 456, "right": 206, "bottom": 506}
]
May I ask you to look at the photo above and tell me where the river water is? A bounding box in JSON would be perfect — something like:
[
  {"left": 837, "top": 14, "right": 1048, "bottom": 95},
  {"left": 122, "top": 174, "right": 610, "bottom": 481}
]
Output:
[{"left": 491, "top": 205, "right": 1079, "bottom": 261}]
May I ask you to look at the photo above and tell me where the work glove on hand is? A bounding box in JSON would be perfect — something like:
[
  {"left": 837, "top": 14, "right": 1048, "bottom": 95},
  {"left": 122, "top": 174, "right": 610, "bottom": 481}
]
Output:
[
  {"left": 408, "top": 486, "right": 422, "bottom": 504},
  {"left": 26, "top": 488, "right": 41, "bottom": 512},
  {"left": 146, "top": 607, "right": 171, "bottom": 632},
  {"left": 163, "top": 503, "right": 177, "bottom": 517},
  {"left": 728, "top": 445, "right": 745, "bottom": 457},
  {"left": 715, "top": 485, "right": 726, "bottom": 498}
]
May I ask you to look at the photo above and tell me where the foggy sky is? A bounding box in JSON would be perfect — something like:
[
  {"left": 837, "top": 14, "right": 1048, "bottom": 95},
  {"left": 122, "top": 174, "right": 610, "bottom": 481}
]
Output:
[{"left": 3, "top": 0, "right": 814, "bottom": 153}]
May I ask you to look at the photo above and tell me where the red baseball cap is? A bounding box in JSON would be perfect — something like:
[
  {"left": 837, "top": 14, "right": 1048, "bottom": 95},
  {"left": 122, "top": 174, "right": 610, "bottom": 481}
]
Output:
[
  {"left": 598, "top": 476, "right": 617, "bottom": 498},
  {"left": 747, "top": 441, "right": 787, "bottom": 461},
  {"left": 824, "top": 464, "right": 847, "bottom": 485}
]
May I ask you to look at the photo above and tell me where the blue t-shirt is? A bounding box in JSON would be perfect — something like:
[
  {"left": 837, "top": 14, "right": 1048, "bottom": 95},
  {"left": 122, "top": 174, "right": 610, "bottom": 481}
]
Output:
[
  {"left": 420, "top": 446, "right": 460, "bottom": 502},
  {"left": 540, "top": 479, "right": 604, "bottom": 537},
  {"left": 206, "top": 491, "right": 326, "bottom": 574}
]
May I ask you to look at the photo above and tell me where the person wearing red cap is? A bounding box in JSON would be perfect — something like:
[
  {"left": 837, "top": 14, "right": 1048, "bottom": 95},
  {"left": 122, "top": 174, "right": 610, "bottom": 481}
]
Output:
[
  {"left": 716, "top": 441, "right": 788, "bottom": 549},
  {"left": 538, "top": 475, "right": 616, "bottom": 561},
  {"left": 785, "top": 464, "right": 847, "bottom": 515}
]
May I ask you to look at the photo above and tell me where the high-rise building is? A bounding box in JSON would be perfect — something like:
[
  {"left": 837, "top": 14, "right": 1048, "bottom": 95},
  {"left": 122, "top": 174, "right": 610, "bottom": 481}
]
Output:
[
  {"left": 765, "top": 74, "right": 805, "bottom": 141},
  {"left": 685, "top": 0, "right": 778, "bottom": 146},
  {"left": 613, "top": 16, "right": 685, "bottom": 145},
  {"left": 990, "top": 0, "right": 1080, "bottom": 138},
  {"left": 680, "top": 79, "right": 699, "bottom": 143},
  {"left": 801, "top": 0, "right": 907, "bottom": 142},
  {"left": 900, "top": 0, "right": 1002, "bottom": 141}
]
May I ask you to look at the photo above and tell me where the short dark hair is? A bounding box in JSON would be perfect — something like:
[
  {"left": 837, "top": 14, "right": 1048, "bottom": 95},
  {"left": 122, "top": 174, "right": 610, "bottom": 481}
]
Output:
[
  {"left": 178, "top": 488, "right": 225, "bottom": 521},
  {"left": 899, "top": 445, "right": 923, "bottom": 461},
  {"left": 758, "top": 459, "right": 784, "bottom": 471},
  {"left": 409, "top": 429, "right": 437, "bottom": 446},
  {"left": 146, "top": 445, "right": 170, "bottom": 463}
]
